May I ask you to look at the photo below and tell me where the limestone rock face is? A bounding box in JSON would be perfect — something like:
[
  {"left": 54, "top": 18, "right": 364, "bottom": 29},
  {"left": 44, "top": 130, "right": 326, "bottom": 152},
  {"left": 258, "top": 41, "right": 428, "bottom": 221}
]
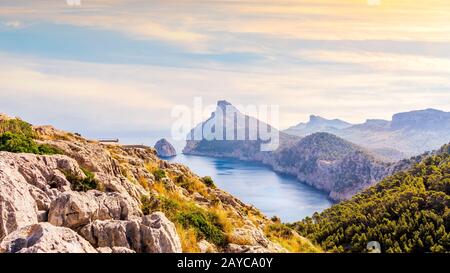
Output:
[
  {"left": 80, "top": 219, "right": 142, "bottom": 251},
  {"left": 140, "top": 212, "right": 182, "bottom": 253},
  {"left": 0, "top": 223, "right": 97, "bottom": 253},
  {"left": 79, "top": 212, "right": 182, "bottom": 253},
  {"left": 97, "top": 247, "right": 136, "bottom": 253},
  {"left": 48, "top": 191, "right": 142, "bottom": 229},
  {"left": 228, "top": 226, "right": 286, "bottom": 253},
  {"left": 0, "top": 162, "right": 38, "bottom": 240},
  {"left": 154, "top": 139, "right": 177, "bottom": 157}
]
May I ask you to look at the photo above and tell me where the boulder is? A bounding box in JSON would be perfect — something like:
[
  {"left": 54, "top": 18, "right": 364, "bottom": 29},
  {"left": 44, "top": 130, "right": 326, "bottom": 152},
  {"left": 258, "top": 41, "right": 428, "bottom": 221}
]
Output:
[
  {"left": 198, "top": 240, "right": 217, "bottom": 253},
  {"left": 79, "top": 212, "right": 182, "bottom": 253},
  {"left": 48, "top": 191, "right": 142, "bottom": 229},
  {"left": 140, "top": 212, "right": 182, "bottom": 253},
  {"left": 79, "top": 219, "right": 142, "bottom": 251},
  {"left": 97, "top": 247, "right": 136, "bottom": 253},
  {"left": 0, "top": 223, "right": 97, "bottom": 253},
  {"left": 0, "top": 163, "right": 38, "bottom": 240},
  {"left": 154, "top": 139, "right": 177, "bottom": 157}
]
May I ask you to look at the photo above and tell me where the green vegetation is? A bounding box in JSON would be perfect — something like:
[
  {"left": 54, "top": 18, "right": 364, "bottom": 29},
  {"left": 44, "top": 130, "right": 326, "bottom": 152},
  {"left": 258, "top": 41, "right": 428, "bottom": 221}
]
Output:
[
  {"left": 141, "top": 193, "right": 228, "bottom": 247},
  {"left": 153, "top": 169, "right": 166, "bottom": 181},
  {"left": 176, "top": 210, "right": 227, "bottom": 246},
  {"left": 202, "top": 176, "right": 216, "bottom": 188},
  {"left": 0, "top": 132, "right": 62, "bottom": 155},
  {"left": 0, "top": 118, "right": 62, "bottom": 155},
  {"left": 293, "top": 147, "right": 450, "bottom": 253},
  {"left": 65, "top": 167, "right": 103, "bottom": 192}
]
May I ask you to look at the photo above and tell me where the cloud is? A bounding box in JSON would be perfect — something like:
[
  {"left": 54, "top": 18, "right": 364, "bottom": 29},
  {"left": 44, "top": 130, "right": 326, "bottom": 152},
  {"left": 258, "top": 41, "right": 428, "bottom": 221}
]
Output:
[
  {"left": 0, "top": 1, "right": 449, "bottom": 134},
  {"left": 2, "top": 20, "right": 22, "bottom": 28}
]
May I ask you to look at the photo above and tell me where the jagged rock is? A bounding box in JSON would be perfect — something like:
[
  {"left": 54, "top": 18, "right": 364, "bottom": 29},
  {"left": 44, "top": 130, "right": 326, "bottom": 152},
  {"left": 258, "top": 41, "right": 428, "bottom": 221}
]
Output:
[
  {"left": 80, "top": 219, "right": 142, "bottom": 251},
  {"left": 79, "top": 212, "right": 182, "bottom": 253},
  {"left": 230, "top": 227, "right": 270, "bottom": 247},
  {"left": 48, "top": 191, "right": 142, "bottom": 229},
  {"left": 0, "top": 151, "right": 85, "bottom": 196},
  {"left": 228, "top": 226, "right": 286, "bottom": 253},
  {"left": 226, "top": 244, "right": 272, "bottom": 253},
  {"left": 0, "top": 223, "right": 97, "bottom": 253},
  {"left": 140, "top": 212, "right": 182, "bottom": 253},
  {"left": 97, "top": 247, "right": 136, "bottom": 253},
  {"left": 154, "top": 139, "right": 177, "bottom": 157},
  {"left": 198, "top": 240, "right": 217, "bottom": 253},
  {"left": 0, "top": 162, "right": 38, "bottom": 240}
]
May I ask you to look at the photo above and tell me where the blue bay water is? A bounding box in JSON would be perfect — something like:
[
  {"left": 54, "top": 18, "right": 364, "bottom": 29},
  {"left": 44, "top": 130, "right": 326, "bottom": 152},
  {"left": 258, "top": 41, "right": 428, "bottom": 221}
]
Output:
[
  {"left": 117, "top": 136, "right": 333, "bottom": 223},
  {"left": 167, "top": 154, "right": 333, "bottom": 223}
]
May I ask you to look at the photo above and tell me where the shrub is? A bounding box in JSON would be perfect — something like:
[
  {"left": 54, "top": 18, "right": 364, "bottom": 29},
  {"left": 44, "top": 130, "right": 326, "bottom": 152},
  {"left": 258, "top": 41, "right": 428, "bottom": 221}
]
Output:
[
  {"left": 0, "top": 132, "right": 62, "bottom": 155},
  {"left": 66, "top": 167, "right": 102, "bottom": 192},
  {"left": 153, "top": 169, "right": 166, "bottom": 181},
  {"left": 202, "top": 176, "right": 216, "bottom": 188},
  {"left": 176, "top": 210, "right": 227, "bottom": 247}
]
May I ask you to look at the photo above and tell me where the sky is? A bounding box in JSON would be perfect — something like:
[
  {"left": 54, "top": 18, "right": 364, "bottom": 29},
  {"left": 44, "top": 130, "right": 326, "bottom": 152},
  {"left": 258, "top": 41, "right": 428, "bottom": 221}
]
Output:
[{"left": 1, "top": 0, "right": 450, "bottom": 140}]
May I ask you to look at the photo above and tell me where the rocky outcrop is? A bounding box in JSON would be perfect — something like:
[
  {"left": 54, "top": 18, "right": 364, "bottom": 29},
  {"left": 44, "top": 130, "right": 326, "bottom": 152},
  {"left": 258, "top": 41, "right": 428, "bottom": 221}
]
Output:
[
  {"left": 0, "top": 223, "right": 97, "bottom": 253},
  {"left": 79, "top": 212, "right": 182, "bottom": 253},
  {"left": 0, "top": 163, "right": 38, "bottom": 240},
  {"left": 0, "top": 151, "right": 87, "bottom": 240},
  {"left": 154, "top": 138, "right": 177, "bottom": 157},
  {"left": 48, "top": 191, "right": 142, "bottom": 229},
  {"left": 140, "top": 212, "right": 182, "bottom": 253}
]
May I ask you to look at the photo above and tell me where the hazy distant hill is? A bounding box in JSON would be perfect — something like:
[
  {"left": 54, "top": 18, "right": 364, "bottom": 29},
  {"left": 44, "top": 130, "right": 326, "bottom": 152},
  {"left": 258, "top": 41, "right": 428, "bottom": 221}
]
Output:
[
  {"left": 284, "top": 109, "right": 450, "bottom": 161},
  {"left": 284, "top": 115, "right": 352, "bottom": 137}
]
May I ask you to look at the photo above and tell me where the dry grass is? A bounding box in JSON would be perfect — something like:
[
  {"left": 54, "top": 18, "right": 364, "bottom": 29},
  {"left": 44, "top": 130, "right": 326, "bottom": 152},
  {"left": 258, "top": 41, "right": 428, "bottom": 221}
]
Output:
[
  {"left": 175, "top": 223, "right": 200, "bottom": 253},
  {"left": 138, "top": 176, "right": 150, "bottom": 190},
  {"left": 144, "top": 161, "right": 159, "bottom": 173},
  {"left": 264, "top": 223, "right": 323, "bottom": 253}
]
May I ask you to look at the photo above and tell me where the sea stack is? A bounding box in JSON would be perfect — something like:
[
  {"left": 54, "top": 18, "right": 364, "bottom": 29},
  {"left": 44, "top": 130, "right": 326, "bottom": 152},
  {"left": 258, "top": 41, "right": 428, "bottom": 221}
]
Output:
[{"left": 154, "top": 138, "right": 177, "bottom": 157}]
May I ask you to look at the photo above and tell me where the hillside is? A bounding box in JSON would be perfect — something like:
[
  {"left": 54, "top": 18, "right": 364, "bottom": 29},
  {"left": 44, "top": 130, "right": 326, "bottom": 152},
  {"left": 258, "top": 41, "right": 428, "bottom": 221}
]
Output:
[
  {"left": 265, "top": 133, "right": 391, "bottom": 201},
  {"left": 292, "top": 143, "right": 450, "bottom": 253},
  {"left": 0, "top": 114, "right": 320, "bottom": 253}
]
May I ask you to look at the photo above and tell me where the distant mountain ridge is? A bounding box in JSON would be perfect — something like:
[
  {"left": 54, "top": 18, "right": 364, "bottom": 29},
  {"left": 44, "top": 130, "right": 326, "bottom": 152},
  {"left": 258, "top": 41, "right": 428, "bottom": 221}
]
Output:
[
  {"left": 284, "top": 108, "right": 450, "bottom": 161},
  {"left": 284, "top": 115, "right": 353, "bottom": 137}
]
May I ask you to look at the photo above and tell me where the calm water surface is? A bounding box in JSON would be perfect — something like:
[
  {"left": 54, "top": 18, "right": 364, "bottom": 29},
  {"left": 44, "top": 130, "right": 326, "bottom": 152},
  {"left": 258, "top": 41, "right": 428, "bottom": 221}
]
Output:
[
  {"left": 117, "top": 136, "right": 333, "bottom": 223},
  {"left": 167, "top": 154, "right": 333, "bottom": 223}
]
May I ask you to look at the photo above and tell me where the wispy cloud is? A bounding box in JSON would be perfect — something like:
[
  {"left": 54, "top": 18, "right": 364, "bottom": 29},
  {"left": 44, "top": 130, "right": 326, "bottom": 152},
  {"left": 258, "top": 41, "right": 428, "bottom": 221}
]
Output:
[{"left": 0, "top": 1, "right": 449, "bottom": 134}]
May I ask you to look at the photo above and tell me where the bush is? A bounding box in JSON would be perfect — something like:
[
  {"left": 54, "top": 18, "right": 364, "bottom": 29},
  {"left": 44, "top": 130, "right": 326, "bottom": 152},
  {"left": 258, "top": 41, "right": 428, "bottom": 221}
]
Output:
[
  {"left": 153, "top": 169, "right": 166, "bottom": 181},
  {"left": 141, "top": 193, "right": 228, "bottom": 247},
  {"left": 176, "top": 210, "right": 227, "bottom": 247},
  {"left": 0, "top": 132, "right": 62, "bottom": 155},
  {"left": 202, "top": 176, "right": 216, "bottom": 188},
  {"left": 66, "top": 167, "right": 102, "bottom": 192}
]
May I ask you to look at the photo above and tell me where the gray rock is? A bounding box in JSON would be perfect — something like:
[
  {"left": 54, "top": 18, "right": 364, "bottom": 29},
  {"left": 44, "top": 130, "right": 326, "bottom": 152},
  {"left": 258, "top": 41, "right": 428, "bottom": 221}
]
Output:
[
  {"left": 79, "top": 212, "right": 182, "bottom": 253},
  {"left": 0, "top": 223, "right": 97, "bottom": 253},
  {"left": 154, "top": 139, "right": 177, "bottom": 157},
  {"left": 48, "top": 191, "right": 142, "bottom": 229},
  {"left": 140, "top": 212, "right": 182, "bottom": 253},
  {"left": 97, "top": 247, "right": 136, "bottom": 253},
  {"left": 0, "top": 159, "right": 39, "bottom": 240}
]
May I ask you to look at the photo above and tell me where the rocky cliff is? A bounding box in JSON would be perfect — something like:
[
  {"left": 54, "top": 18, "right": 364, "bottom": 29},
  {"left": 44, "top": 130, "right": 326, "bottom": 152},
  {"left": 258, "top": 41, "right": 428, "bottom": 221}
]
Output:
[{"left": 0, "top": 115, "right": 319, "bottom": 253}]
